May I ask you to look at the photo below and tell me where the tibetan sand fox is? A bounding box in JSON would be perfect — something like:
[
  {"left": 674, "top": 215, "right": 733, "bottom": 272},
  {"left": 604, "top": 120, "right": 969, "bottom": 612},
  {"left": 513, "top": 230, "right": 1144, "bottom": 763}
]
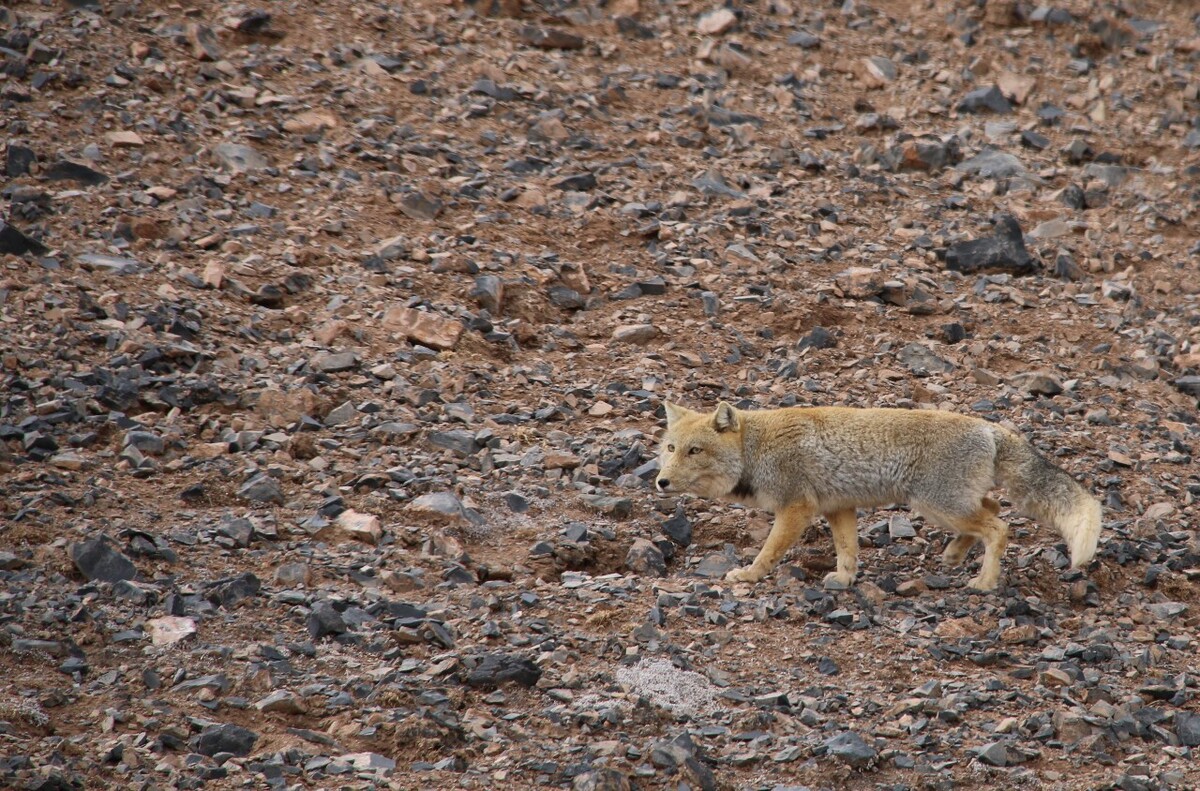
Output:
[{"left": 656, "top": 401, "right": 1102, "bottom": 591}]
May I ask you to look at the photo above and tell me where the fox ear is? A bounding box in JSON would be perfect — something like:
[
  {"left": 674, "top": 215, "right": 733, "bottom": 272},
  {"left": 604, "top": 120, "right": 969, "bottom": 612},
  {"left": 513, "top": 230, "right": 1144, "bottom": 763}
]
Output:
[
  {"left": 663, "top": 401, "right": 687, "bottom": 425},
  {"left": 712, "top": 401, "right": 739, "bottom": 433}
]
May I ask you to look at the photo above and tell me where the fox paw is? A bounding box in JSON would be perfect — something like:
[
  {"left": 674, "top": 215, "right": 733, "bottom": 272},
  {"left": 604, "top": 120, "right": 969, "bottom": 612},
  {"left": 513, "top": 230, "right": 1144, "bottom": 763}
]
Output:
[
  {"left": 823, "top": 571, "right": 855, "bottom": 590},
  {"left": 941, "top": 536, "right": 977, "bottom": 566},
  {"left": 966, "top": 573, "right": 999, "bottom": 591},
  {"left": 725, "top": 566, "right": 764, "bottom": 584}
]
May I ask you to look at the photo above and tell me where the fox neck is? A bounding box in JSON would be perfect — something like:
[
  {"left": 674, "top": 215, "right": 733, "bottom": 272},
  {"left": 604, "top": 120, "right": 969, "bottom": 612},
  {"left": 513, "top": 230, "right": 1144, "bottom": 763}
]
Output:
[
  {"left": 730, "top": 471, "right": 755, "bottom": 501},
  {"left": 725, "top": 420, "right": 759, "bottom": 506}
]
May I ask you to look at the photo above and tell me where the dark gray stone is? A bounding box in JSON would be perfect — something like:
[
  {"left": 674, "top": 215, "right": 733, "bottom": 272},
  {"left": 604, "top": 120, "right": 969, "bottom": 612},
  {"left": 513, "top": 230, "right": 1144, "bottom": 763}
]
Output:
[
  {"left": 626, "top": 538, "right": 667, "bottom": 577},
  {"left": 787, "top": 31, "right": 821, "bottom": 48},
  {"left": 661, "top": 511, "right": 692, "bottom": 547},
  {"left": 472, "top": 275, "right": 504, "bottom": 313},
  {"left": 428, "top": 430, "right": 479, "bottom": 456},
  {"left": 944, "top": 215, "right": 1035, "bottom": 275},
  {"left": 69, "top": 539, "right": 137, "bottom": 583},
  {"left": 975, "top": 741, "right": 1009, "bottom": 767},
  {"left": 123, "top": 430, "right": 164, "bottom": 455},
  {"left": 1173, "top": 376, "right": 1200, "bottom": 397},
  {"left": 694, "top": 549, "right": 738, "bottom": 578},
  {"left": 897, "top": 343, "right": 953, "bottom": 376},
  {"left": 824, "top": 731, "right": 876, "bottom": 768},
  {"left": 207, "top": 572, "right": 261, "bottom": 608},
  {"left": 310, "top": 351, "right": 358, "bottom": 373},
  {"left": 582, "top": 495, "right": 632, "bottom": 519},
  {"left": 238, "top": 474, "right": 284, "bottom": 504},
  {"left": 5, "top": 144, "right": 35, "bottom": 177},
  {"left": 554, "top": 173, "right": 597, "bottom": 191},
  {"left": 307, "top": 601, "right": 348, "bottom": 638},
  {"left": 956, "top": 147, "right": 1027, "bottom": 179},
  {"left": 573, "top": 768, "right": 635, "bottom": 791},
  {"left": 44, "top": 160, "right": 108, "bottom": 185},
  {"left": 1176, "top": 711, "right": 1200, "bottom": 747},
  {"left": 194, "top": 723, "right": 259, "bottom": 757},
  {"left": 958, "top": 85, "right": 1012, "bottom": 114},
  {"left": 465, "top": 652, "right": 542, "bottom": 688},
  {"left": 0, "top": 220, "right": 48, "bottom": 256},
  {"left": 217, "top": 517, "right": 254, "bottom": 548},
  {"left": 797, "top": 326, "right": 836, "bottom": 351}
]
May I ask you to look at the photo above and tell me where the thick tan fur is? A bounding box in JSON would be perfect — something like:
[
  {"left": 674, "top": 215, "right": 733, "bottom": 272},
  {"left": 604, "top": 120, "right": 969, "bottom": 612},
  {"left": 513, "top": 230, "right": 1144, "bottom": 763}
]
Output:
[{"left": 656, "top": 402, "right": 1102, "bottom": 591}]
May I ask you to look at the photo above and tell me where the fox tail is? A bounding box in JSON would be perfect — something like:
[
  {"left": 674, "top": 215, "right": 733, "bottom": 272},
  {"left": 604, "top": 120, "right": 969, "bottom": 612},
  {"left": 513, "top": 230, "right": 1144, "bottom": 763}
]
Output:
[{"left": 993, "top": 429, "right": 1102, "bottom": 568}]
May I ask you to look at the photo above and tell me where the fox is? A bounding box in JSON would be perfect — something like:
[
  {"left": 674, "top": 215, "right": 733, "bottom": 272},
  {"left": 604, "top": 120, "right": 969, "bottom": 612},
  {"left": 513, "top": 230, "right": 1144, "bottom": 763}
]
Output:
[{"left": 655, "top": 401, "right": 1102, "bottom": 591}]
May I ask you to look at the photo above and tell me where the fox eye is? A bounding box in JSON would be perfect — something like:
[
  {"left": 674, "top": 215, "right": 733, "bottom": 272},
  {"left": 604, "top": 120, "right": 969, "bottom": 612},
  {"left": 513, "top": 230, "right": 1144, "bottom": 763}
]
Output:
[
  {"left": 667, "top": 444, "right": 676, "bottom": 453},
  {"left": 688, "top": 446, "right": 703, "bottom": 456}
]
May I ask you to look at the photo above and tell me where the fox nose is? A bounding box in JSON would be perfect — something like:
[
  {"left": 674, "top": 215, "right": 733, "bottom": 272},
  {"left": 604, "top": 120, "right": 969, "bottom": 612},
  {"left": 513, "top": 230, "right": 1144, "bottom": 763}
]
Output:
[{"left": 656, "top": 478, "right": 671, "bottom": 491}]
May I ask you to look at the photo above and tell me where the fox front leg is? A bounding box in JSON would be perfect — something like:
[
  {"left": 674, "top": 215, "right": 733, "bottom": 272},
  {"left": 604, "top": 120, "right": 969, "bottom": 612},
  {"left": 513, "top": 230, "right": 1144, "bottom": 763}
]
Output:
[{"left": 726, "top": 502, "right": 814, "bottom": 584}]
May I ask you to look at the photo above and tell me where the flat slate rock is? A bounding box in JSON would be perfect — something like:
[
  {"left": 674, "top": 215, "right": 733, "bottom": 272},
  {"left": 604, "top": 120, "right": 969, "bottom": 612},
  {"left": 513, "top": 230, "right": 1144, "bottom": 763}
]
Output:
[{"left": 69, "top": 539, "right": 137, "bottom": 583}]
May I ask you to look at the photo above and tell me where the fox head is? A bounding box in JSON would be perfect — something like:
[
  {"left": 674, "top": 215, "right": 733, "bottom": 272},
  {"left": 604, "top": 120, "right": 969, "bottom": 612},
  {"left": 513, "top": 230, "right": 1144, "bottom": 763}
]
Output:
[{"left": 656, "top": 401, "right": 747, "bottom": 499}]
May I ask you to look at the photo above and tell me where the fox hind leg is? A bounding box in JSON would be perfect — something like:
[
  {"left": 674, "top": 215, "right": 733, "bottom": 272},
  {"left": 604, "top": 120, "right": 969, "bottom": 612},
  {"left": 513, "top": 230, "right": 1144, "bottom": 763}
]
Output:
[
  {"left": 726, "top": 502, "right": 814, "bottom": 584},
  {"left": 823, "top": 508, "right": 858, "bottom": 589},
  {"left": 943, "top": 496, "right": 1003, "bottom": 565},
  {"left": 922, "top": 498, "right": 1009, "bottom": 590},
  {"left": 941, "top": 534, "right": 978, "bottom": 566}
]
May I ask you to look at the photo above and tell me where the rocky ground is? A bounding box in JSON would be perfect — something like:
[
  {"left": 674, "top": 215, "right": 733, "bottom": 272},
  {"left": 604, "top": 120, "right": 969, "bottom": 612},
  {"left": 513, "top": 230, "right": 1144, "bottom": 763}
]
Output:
[{"left": 2, "top": 0, "right": 1200, "bottom": 789}]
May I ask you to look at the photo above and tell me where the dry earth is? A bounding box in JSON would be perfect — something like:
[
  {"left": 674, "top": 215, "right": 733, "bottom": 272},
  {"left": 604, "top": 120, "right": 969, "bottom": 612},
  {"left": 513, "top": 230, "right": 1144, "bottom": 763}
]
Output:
[{"left": 2, "top": 0, "right": 1200, "bottom": 789}]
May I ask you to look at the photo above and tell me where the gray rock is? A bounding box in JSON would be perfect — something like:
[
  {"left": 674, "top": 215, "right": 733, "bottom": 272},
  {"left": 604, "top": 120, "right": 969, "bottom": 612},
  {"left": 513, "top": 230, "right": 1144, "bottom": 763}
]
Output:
[
  {"left": 612, "top": 324, "right": 659, "bottom": 344},
  {"left": 824, "top": 731, "right": 876, "bottom": 768},
  {"left": 626, "top": 538, "right": 667, "bottom": 576},
  {"left": 956, "top": 147, "right": 1027, "bottom": 179},
  {"left": 123, "top": 430, "right": 164, "bottom": 455},
  {"left": 217, "top": 517, "right": 254, "bottom": 548},
  {"left": 889, "top": 515, "right": 916, "bottom": 539},
  {"left": 44, "top": 159, "right": 109, "bottom": 185},
  {"left": 692, "top": 169, "right": 746, "bottom": 199},
  {"left": 340, "top": 752, "right": 397, "bottom": 772},
  {"left": 78, "top": 253, "right": 140, "bottom": 274},
  {"left": 798, "top": 326, "right": 837, "bottom": 351},
  {"left": 787, "top": 31, "right": 820, "bottom": 48},
  {"left": 193, "top": 723, "right": 259, "bottom": 757},
  {"left": 428, "top": 430, "right": 480, "bottom": 456},
  {"left": 238, "top": 474, "right": 284, "bottom": 504},
  {"left": 661, "top": 511, "right": 692, "bottom": 547},
  {"left": 944, "top": 215, "right": 1035, "bottom": 275},
  {"left": 1176, "top": 711, "right": 1200, "bottom": 747},
  {"left": 865, "top": 55, "right": 897, "bottom": 81},
  {"left": 396, "top": 191, "right": 443, "bottom": 220},
  {"left": 307, "top": 601, "right": 348, "bottom": 638},
  {"left": 5, "top": 144, "right": 35, "bottom": 177},
  {"left": 69, "top": 539, "right": 137, "bottom": 583},
  {"left": 310, "top": 351, "right": 358, "bottom": 373},
  {"left": 694, "top": 548, "right": 738, "bottom": 578},
  {"left": 958, "top": 85, "right": 1012, "bottom": 114},
  {"left": 975, "top": 741, "right": 1009, "bottom": 767},
  {"left": 1013, "top": 371, "right": 1063, "bottom": 396},
  {"left": 897, "top": 343, "right": 953, "bottom": 376},
  {"left": 255, "top": 691, "right": 305, "bottom": 714},
  {"left": 554, "top": 173, "right": 597, "bottom": 191},
  {"left": 548, "top": 285, "right": 584, "bottom": 310},
  {"left": 275, "top": 563, "right": 311, "bottom": 586},
  {"left": 1174, "top": 376, "right": 1200, "bottom": 397},
  {"left": 582, "top": 495, "right": 633, "bottom": 519},
  {"left": 206, "top": 572, "right": 261, "bottom": 608},
  {"left": 213, "top": 143, "right": 269, "bottom": 173},
  {"left": 410, "top": 491, "right": 468, "bottom": 518},
  {"left": 472, "top": 275, "right": 504, "bottom": 314},
  {"left": 323, "top": 400, "right": 357, "bottom": 426},
  {"left": 465, "top": 652, "right": 542, "bottom": 688},
  {"left": 573, "top": 768, "right": 634, "bottom": 791},
  {"left": 0, "top": 220, "right": 49, "bottom": 256},
  {"left": 1146, "top": 602, "right": 1187, "bottom": 620}
]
